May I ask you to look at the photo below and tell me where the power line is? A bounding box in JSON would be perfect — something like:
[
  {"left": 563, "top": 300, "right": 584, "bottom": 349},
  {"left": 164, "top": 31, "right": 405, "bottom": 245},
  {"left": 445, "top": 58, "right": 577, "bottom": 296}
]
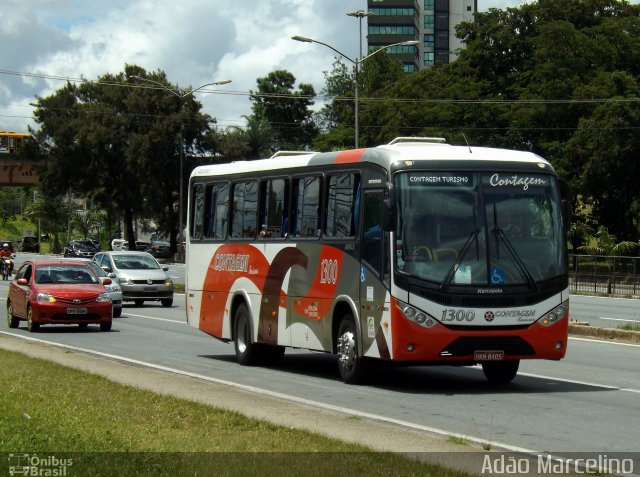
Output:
[{"left": 2, "top": 68, "right": 640, "bottom": 105}]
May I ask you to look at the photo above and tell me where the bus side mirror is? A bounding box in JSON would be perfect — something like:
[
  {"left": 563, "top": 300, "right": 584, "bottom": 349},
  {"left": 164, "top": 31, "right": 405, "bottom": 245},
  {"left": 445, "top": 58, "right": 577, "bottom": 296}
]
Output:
[{"left": 382, "top": 182, "right": 395, "bottom": 231}]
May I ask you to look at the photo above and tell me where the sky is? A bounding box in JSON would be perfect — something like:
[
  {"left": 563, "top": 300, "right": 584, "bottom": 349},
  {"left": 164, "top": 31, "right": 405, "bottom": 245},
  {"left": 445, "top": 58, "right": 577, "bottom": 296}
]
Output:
[{"left": 1, "top": 0, "right": 532, "bottom": 134}]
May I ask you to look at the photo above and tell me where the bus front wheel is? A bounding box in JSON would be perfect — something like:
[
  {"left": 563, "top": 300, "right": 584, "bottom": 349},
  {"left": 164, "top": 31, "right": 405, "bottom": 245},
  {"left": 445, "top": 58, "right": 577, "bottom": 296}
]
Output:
[
  {"left": 482, "top": 360, "right": 519, "bottom": 384},
  {"left": 336, "top": 315, "right": 368, "bottom": 384},
  {"left": 234, "top": 303, "right": 259, "bottom": 366}
]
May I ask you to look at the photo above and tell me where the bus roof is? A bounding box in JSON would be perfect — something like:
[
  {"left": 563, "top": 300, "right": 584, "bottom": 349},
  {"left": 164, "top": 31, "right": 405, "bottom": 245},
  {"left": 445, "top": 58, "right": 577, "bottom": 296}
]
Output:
[{"left": 190, "top": 138, "right": 550, "bottom": 180}]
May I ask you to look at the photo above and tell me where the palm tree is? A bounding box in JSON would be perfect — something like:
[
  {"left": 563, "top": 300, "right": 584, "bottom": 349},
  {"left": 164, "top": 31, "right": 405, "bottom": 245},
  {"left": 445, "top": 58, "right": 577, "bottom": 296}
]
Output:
[
  {"left": 577, "top": 226, "right": 639, "bottom": 256},
  {"left": 71, "top": 209, "right": 104, "bottom": 239},
  {"left": 24, "top": 194, "right": 72, "bottom": 254}
]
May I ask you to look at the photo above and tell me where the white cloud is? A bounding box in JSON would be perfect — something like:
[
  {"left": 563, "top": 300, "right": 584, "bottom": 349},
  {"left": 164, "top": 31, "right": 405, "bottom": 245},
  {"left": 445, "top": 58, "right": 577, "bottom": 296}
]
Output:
[{"left": 4, "top": 0, "right": 636, "bottom": 133}]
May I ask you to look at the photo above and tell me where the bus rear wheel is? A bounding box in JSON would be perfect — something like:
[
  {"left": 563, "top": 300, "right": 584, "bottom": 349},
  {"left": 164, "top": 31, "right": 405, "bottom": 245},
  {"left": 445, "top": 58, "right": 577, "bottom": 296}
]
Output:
[
  {"left": 336, "top": 315, "right": 368, "bottom": 384},
  {"left": 234, "top": 303, "right": 259, "bottom": 366},
  {"left": 482, "top": 360, "right": 519, "bottom": 384}
]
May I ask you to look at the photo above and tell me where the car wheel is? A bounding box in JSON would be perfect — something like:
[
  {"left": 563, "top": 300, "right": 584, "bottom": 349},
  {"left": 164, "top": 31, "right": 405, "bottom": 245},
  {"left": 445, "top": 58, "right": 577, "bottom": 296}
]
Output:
[
  {"left": 234, "top": 303, "right": 259, "bottom": 366},
  {"left": 27, "top": 307, "right": 39, "bottom": 332},
  {"left": 113, "top": 307, "right": 122, "bottom": 318},
  {"left": 336, "top": 314, "right": 368, "bottom": 384},
  {"left": 100, "top": 321, "right": 112, "bottom": 332},
  {"left": 134, "top": 299, "right": 144, "bottom": 306},
  {"left": 161, "top": 298, "right": 173, "bottom": 307},
  {"left": 7, "top": 301, "right": 19, "bottom": 329}
]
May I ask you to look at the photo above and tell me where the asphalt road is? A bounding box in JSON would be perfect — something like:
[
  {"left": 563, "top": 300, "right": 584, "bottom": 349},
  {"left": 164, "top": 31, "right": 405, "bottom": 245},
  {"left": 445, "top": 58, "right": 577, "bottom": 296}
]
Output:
[{"left": 1, "top": 279, "right": 638, "bottom": 455}]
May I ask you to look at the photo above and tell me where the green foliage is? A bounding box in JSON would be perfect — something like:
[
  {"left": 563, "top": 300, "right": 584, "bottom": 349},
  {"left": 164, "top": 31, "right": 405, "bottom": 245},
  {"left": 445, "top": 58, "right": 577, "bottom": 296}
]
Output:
[
  {"left": 358, "top": 0, "right": 640, "bottom": 241},
  {"left": 31, "top": 65, "right": 215, "bottom": 253},
  {"left": 577, "top": 226, "right": 639, "bottom": 256},
  {"left": 22, "top": 1, "right": 640, "bottom": 245},
  {"left": 249, "top": 70, "right": 317, "bottom": 151},
  {"left": 24, "top": 194, "right": 71, "bottom": 253}
]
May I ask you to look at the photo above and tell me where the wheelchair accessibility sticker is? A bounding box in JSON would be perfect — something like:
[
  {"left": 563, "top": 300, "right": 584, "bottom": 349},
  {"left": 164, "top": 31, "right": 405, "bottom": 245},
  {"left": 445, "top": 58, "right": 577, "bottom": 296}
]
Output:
[{"left": 490, "top": 268, "right": 505, "bottom": 285}]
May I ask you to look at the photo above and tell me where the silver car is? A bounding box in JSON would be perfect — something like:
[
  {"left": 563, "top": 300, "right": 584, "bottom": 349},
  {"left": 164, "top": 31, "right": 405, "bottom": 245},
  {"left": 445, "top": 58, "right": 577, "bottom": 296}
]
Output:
[
  {"left": 67, "top": 258, "right": 124, "bottom": 317},
  {"left": 93, "top": 251, "right": 173, "bottom": 307}
]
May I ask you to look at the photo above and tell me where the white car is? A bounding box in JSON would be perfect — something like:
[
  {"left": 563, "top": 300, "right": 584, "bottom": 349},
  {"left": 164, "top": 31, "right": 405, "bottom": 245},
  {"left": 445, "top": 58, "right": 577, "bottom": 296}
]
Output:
[
  {"left": 93, "top": 251, "right": 173, "bottom": 307},
  {"left": 111, "top": 239, "right": 128, "bottom": 251}
]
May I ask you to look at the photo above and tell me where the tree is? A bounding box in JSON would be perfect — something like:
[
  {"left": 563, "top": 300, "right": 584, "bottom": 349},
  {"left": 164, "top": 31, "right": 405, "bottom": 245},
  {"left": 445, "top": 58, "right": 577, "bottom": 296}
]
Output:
[
  {"left": 249, "top": 70, "right": 317, "bottom": 151},
  {"left": 352, "top": 0, "right": 640, "bottom": 241},
  {"left": 24, "top": 195, "right": 71, "bottom": 254},
  {"left": 30, "top": 65, "right": 214, "bottom": 254},
  {"left": 71, "top": 209, "right": 104, "bottom": 239}
]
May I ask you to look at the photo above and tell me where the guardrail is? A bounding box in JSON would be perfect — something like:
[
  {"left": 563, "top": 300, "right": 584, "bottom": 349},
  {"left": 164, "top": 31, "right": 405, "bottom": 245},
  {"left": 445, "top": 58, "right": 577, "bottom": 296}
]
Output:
[{"left": 569, "top": 254, "right": 640, "bottom": 297}]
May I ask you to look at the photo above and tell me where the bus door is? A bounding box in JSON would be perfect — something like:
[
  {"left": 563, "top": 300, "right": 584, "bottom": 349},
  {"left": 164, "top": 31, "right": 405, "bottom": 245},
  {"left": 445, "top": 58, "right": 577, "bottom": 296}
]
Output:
[{"left": 359, "top": 189, "right": 392, "bottom": 359}]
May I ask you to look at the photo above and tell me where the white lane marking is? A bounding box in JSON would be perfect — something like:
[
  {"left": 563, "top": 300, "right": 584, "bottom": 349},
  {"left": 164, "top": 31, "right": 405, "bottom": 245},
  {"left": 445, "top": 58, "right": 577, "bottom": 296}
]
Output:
[
  {"left": 516, "top": 371, "right": 640, "bottom": 394},
  {"left": 124, "top": 313, "right": 186, "bottom": 324},
  {"left": 570, "top": 336, "right": 640, "bottom": 348},
  {"left": 0, "top": 330, "right": 535, "bottom": 454},
  {"left": 598, "top": 317, "right": 639, "bottom": 323}
]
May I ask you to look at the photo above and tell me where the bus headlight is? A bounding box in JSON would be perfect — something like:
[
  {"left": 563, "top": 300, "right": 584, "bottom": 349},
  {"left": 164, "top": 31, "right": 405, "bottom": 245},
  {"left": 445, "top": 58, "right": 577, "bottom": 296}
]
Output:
[
  {"left": 537, "top": 300, "right": 568, "bottom": 327},
  {"left": 397, "top": 300, "right": 437, "bottom": 329}
]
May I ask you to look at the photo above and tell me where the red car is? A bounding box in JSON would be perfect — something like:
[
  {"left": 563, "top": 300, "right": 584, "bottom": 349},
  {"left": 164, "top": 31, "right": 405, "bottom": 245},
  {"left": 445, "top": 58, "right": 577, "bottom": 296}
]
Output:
[{"left": 6, "top": 259, "right": 113, "bottom": 332}]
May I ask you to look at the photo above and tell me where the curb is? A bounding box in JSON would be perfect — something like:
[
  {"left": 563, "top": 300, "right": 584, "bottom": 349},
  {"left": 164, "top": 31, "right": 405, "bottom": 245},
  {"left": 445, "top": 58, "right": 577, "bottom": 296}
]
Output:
[{"left": 568, "top": 323, "right": 640, "bottom": 344}]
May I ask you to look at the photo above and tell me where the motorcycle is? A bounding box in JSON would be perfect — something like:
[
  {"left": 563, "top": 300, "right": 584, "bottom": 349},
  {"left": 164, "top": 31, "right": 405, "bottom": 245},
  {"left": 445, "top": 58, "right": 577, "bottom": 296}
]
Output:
[{"left": 1, "top": 254, "right": 14, "bottom": 280}]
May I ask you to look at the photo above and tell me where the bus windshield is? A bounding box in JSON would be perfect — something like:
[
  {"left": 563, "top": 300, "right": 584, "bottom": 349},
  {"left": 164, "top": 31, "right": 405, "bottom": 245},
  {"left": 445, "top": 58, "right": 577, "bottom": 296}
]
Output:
[{"left": 395, "top": 171, "right": 566, "bottom": 287}]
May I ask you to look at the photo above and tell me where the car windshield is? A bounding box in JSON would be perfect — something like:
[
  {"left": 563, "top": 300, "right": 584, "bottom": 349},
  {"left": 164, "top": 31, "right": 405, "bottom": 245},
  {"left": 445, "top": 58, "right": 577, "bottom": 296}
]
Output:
[
  {"left": 74, "top": 242, "right": 96, "bottom": 251},
  {"left": 112, "top": 254, "right": 160, "bottom": 270},
  {"left": 394, "top": 171, "right": 567, "bottom": 288},
  {"left": 35, "top": 265, "right": 100, "bottom": 284},
  {"left": 86, "top": 261, "right": 107, "bottom": 277}
]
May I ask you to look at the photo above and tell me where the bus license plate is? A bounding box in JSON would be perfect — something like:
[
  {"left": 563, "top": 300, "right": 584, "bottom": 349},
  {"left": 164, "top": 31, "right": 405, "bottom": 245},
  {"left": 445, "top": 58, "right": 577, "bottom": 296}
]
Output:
[
  {"left": 474, "top": 351, "right": 504, "bottom": 361},
  {"left": 67, "top": 307, "right": 87, "bottom": 315}
]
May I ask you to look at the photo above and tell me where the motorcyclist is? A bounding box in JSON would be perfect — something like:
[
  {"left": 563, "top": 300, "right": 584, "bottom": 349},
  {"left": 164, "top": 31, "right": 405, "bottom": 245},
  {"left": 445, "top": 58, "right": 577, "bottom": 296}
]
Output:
[{"left": 0, "top": 243, "right": 13, "bottom": 279}]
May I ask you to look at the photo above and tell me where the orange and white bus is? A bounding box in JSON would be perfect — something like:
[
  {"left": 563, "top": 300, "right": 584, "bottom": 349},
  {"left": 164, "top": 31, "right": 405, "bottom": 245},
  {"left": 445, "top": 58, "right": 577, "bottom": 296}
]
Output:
[{"left": 185, "top": 138, "right": 569, "bottom": 384}]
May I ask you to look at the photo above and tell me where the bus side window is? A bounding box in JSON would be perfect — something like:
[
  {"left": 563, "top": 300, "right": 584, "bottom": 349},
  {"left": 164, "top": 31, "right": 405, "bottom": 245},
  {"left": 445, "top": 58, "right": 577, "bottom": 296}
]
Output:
[
  {"left": 231, "top": 180, "right": 258, "bottom": 239},
  {"left": 362, "top": 190, "right": 384, "bottom": 277},
  {"left": 204, "top": 183, "right": 229, "bottom": 240},
  {"left": 326, "top": 172, "right": 359, "bottom": 239},
  {"left": 191, "top": 184, "right": 204, "bottom": 240},
  {"left": 259, "top": 178, "right": 288, "bottom": 239},
  {"left": 291, "top": 176, "right": 321, "bottom": 238}
]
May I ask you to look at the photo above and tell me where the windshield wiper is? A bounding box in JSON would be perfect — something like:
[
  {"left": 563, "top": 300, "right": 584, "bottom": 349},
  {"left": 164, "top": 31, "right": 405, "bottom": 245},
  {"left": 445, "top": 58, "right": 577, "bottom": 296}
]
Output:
[
  {"left": 440, "top": 228, "right": 480, "bottom": 291},
  {"left": 491, "top": 203, "right": 537, "bottom": 291}
]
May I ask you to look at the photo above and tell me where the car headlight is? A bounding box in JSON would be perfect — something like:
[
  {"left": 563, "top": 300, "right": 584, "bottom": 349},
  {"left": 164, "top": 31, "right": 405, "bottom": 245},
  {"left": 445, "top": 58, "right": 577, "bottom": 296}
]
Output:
[
  {"left": 537, "top": 300, "right": 568, "bottom": 327},
  {"left": 119, "top": 277, "right": 134, "bottom": 285},
  {"left": 106, "top": 284, "right": 121, "bottom": 293},
  {"left": 36, "top": 293, "right": 56, "bottom": 303},
  {"left": 396, "top": 299, "right": 437, "bottom": 329},
  {"left": 164, "top": 278, "right": 173, "bottom": 287},
  {"left": 96, "top": 292, "right": 111, "bottom": 303}
]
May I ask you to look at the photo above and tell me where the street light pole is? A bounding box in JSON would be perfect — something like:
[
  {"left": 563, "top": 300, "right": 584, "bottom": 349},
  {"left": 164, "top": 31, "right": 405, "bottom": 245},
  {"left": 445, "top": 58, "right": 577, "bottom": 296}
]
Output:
[
  {"left": 292, "top": 34, "right": 418, "bottom": 149},
  {"left": 346, "top": 10, "right": 374, "bottom": 149},
  {"left": 131, "top": 76, "right": 231, "bottom": 260}
]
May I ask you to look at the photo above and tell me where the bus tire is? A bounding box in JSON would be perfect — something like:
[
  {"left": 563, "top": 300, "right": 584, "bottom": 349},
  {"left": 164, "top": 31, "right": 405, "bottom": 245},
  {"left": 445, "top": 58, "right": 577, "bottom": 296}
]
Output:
[
  {"left": 482, "top": 360, "right": 519, "bottom": 384},
  {"left": 234, "top": 303, "right": 259, "bottom": 366},
  {"left": 336, "top": 315, "right": 368, "bottom": 384}
]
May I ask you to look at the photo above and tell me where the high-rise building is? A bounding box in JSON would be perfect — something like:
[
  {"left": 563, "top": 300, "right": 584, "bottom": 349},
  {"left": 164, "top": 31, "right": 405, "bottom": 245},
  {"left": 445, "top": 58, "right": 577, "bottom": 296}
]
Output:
[{"left": 367, "top": 0, "right": 477, "bottom": 71}]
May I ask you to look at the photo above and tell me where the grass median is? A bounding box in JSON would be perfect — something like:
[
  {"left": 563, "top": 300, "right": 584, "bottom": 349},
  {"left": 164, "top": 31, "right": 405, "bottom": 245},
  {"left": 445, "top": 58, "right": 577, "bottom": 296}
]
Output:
[{"left": 0, "top": 348, "right": 473, "bottom": 477}]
